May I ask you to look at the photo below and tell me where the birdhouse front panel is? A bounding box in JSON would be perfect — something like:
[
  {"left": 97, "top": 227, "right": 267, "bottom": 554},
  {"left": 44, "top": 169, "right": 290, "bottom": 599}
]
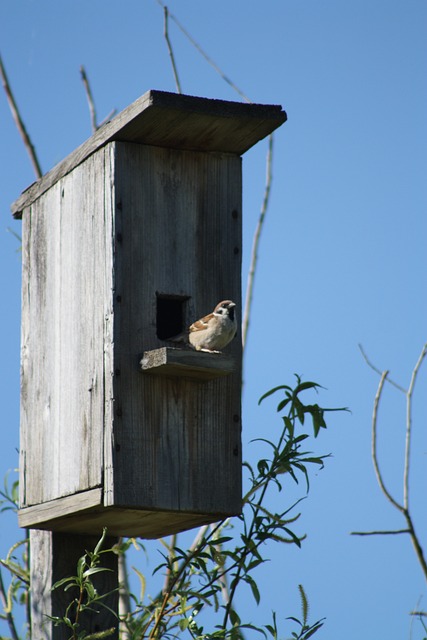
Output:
[{"left": 104, "top": 142, "right": 242, "bottom": 518}]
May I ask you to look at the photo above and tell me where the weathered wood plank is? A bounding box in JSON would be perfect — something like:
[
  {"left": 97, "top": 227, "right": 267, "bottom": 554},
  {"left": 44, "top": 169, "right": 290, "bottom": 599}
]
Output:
[
  {"left": 107, "top": 142, "right": 242, "bottom": 517},
  {"left": 21, "top": 497, "right": 231, "bottom": 538},
  {"left": 20, "top": 150, "right": 110, "bottom": 507},
  {"left": 140, "top": 347, "right": 236, "bottom": 380},
  {"left": 19, "top": 489, "right": 103, "bottom": 528},
  {"left": 12, "top": 90, "right": 286, "bottom": 217}
]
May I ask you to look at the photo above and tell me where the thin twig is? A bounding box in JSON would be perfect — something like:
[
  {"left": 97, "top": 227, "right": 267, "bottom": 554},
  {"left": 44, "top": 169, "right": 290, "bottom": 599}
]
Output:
[
  {"left": 0, "top": 52, "right": 42, "bottom": 179},
  {"left": 145, "top": 520, "right": 225, "bottom": 639},
  {"left": 162, "top": 533, "right": 177, "bottom": 595},
  {"left": 351, "top": 529, "right": 410, "bottom": 536},
  {"left": 156, "top": 0, "right": 251, "bottom": 103},
  {"left": 209, "top": 524, "right": 230, "bottom": 606},
  {"left": 404, "top": 342, "right": 427, "bottom": 510},
  {"left": 404, "top": 509, "right": 427, "bottom": 582},
  {"left": 371, "top": 370, "right": 404, "bottom": 513},
  {"left": 163, "top": 6, "right": 182, "bottom": 93},
  {"left": 98, "top": 108, "right": 117, "bottom": 128},
  {"left": 79, "top": 65, "right": 98, "bottom": 132},
  {"left": 242, "top": 134, "right": 274, "bottom": 349},
  {"left": 358, "top": 344, "right": 406, "bottom": 393}
]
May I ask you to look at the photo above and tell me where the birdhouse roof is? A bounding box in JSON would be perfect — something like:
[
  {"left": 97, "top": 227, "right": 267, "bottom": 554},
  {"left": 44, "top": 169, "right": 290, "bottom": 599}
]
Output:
[{"left": 11, "top": 90, "right": 287, "bottom": 218}]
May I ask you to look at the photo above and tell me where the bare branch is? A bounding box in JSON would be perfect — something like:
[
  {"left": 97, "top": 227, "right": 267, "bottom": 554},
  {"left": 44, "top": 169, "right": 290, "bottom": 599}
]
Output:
[
  {"left": 404, "top": 342, "right": 427, "bottom": 510},
  {"left": 404, "top": 509, "right": 427, "bottom": 583},
  {"left": 351, "top": 529, "right": 410, "bottom": 536},
  {"left": 371, "top": 370, "right": 404, "bottom": 513},
  {"left": 163, "top": 6, "right": 182, "bottom": 93},
  {"left": 162, "top": 533, "right": 177, "bottom": 595},
  {"left": 358, "top": 344, "right": 406, "bottom": 393},
  {"left": 98, "top": 108, "right": 117, "bottom": 128},
  {"left": 80, "top": 65, "right": 98, "bottom": 133},
  {"left": 210, "top": 523, "right": 230, "bottom": 606},
  {"left": 361, "top": 345, "right": 427, "bottom": 584},
  {"left": 0, "top": 52, "right": 42, "bottom": 179},
  {"left": 242, "top": 134, "right": 274, "bottom": 349},
  {"left": 156, "top": 0, "right": 251, "bottom": 103}
]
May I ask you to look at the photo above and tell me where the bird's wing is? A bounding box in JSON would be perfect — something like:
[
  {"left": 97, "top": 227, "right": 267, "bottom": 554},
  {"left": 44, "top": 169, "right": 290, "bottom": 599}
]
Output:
[{"left": 189, "top": 313, "right": 213, "bottom": 333}]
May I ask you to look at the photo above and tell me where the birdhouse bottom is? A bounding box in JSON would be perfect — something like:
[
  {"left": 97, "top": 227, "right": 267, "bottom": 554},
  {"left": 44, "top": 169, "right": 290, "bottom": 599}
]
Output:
[{"left": 18, "top": 488, "right": 241, "bottom": 539}]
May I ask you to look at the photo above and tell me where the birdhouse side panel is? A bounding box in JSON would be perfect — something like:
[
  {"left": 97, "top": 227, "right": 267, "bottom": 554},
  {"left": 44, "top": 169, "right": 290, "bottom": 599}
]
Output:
[{"left": 20, "top": 150, "right": 112, "bottom": 508}]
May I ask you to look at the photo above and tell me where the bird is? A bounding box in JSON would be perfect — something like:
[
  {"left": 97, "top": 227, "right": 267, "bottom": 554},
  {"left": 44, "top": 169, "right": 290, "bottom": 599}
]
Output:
[{"left": 171, "top": 300, "right": 237, "bottom": 353}]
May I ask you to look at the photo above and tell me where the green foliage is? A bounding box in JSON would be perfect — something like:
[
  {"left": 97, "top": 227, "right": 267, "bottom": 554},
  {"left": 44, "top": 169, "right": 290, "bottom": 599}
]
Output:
[
  {"left": 285, "top": 585, "right": 325, "bottom": 640},
  {"left": 0, "top": 469, "right": 29, "bottom": 640},
  {"left": 0, "top": 469, "right": 19, "bottom": 513},
  {"left": 258, "top": 376, "right": 349, "bottom": 438},
  {"left": 0, "top": 378, "right": 347, "bottom": 639},
  {"left": 49, "top": 528, "right": 118, "bottom": 640}
]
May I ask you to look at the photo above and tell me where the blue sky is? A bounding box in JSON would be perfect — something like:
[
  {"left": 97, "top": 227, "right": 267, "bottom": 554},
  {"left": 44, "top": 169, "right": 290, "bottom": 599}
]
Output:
[{"left": 1, "top": 1, "right": 426, "bottom": 638}]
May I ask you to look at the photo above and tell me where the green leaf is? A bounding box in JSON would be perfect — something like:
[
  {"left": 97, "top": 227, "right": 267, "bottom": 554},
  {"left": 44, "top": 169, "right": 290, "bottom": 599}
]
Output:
[
  {"left": 294, "top": 380, "right": 322, "bottom": 394},
  {"left": 245, "top": 574, "right": 261, "bottom": 605},
  {"left": 51, "top": 576, "right": 77, "bottom": 591},
  {"left": 229, "top": 608, "right": 241, "bottom": 626},
  {"left": 303, "top": 622, "right": 324, "bottom": 639},
  {"left": 258, "top": 385, "right": 292, "bottom": 405},
  {"left": 93, "top": 528, "right": 108, "bottom": 556},
  {"left": 276, "top": 397, "right": 291, "bottom": 412},
  {"left": 76, "top": 554, "right": 87, "bottom": 580},
  {"left": 282, "top": 527, "right": 303, "bottom": 547},
  {"left": 265, "top": 611, "right": 278, "bottom": 639},
  {"left": 178, "top": 617, "right": 190, "bottom": 631},
  {"left": 83, "top": 567, "right": 113, "bottom": 579}
]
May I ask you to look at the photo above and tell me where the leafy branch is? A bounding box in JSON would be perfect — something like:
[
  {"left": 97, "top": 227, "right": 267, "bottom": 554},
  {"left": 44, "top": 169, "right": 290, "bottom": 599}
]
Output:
[{"left": 49, "top": 528, "right": 118, "bottom": 640}]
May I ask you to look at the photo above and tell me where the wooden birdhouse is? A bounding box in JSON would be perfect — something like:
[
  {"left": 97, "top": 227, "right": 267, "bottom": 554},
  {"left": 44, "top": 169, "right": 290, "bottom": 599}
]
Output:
[{"left": 13, "top": 90, "right": 286, "bottom": 539}]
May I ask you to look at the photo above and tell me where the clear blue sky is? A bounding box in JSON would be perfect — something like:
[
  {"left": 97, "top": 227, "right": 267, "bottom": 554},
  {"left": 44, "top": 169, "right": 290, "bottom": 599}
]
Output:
[{"left": 1, "top": 1, "right": 426, "bottom": 638}]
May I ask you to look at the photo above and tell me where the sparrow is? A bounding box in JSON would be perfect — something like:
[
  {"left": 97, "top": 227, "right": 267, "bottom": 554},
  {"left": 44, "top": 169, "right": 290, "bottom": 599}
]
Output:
[{"left": 174, "top": 300, "right": 237, "bottom": 353}]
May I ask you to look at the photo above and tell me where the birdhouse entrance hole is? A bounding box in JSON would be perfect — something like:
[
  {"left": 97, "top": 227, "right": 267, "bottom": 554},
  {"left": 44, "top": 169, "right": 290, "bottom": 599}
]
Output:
[{"left": 156, "top": 294, "right": 189, "bottom": 340}]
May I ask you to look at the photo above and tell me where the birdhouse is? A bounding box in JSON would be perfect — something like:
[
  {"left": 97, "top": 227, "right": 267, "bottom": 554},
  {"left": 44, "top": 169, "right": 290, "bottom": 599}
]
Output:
[{"left": 13, "top": 90, "right": 286, "bottom": 538}]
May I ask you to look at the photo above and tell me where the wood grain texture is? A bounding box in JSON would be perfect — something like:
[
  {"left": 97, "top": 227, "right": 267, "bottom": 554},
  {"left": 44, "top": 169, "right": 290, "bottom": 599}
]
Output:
[
  {"left": 30, "top": 530, "right": 118, "bottom": 639},
  {"left": 140, "top": 347, "right": 236, "bottom": 380},
  {"left": 20, "top": 149, "right": 111, "bottom": 507},
  {"left": 12, "top": 90, "right": 286, "bottom": 218},
  {"left": 22, "top": 501, "right": 226, "bottom": 538},
  {"left": 19, "top": 489, "right": 103, "bottom": 528},
  {"left": 107, "top": 142, "right": 242, "bottom": 517}
]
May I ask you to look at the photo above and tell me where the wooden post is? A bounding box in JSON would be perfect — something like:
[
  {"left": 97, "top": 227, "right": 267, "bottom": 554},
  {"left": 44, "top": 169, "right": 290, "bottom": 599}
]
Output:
[{"left": 30, "top": 530, "right": 119, "bottom": 639}]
